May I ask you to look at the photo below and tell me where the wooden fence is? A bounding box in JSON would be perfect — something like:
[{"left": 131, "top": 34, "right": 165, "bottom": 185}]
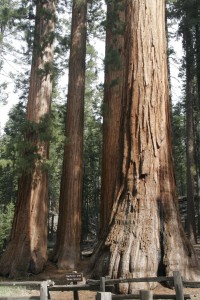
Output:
[
  {"left": 48, "top": 271, "right": 198, "bottom": 300},
  {"left": 0, "top": 280, "right": 53, "bottom": 300},
  {"left": 87, "top": 271, "right": 188, "bottom": 300},
  {"left": 0, "top": 271, "right": 200, "bottom": 300}
]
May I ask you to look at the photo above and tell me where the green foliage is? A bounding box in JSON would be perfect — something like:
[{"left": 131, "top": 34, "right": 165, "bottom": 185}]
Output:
[
  {"left": 2, "top": 102, "right": 55, "bottom": 174},
  {"left": 171, "top": 0, "right": 198, "bottom": 37},
  {"left": 14, "top": 115, "right": 55, "bottom": 173},
  {"left": 0, "top": 202, "right": 15, "bottom": 253},
  {"left": 0, "top": 0, "right": 21, "bottom": 34},
  {"left": 0, "top": 100, "right": 66, "bottom": 214},
  {"left": 87, "top": 0, "right": 105, "bottom": 39},
  {"left": 169, "top": 0, "right": 200, "bottom": 201},
  {"left": 0, "top": 82, "right": 8, "bottom": 104},
  {"left": 105, "top": 47, "right": 121, "bottom": 71},
  {"left": 0, "top": 0, "right": 71, "bottom": 214},
  {"left": 0, "top": 162, "right": 17, "bottom": 207},
  {"left": 0, "top": 103, "right": 26, "bottom": 206},
  {"left": 0, "top": 0, "right": 22, "bottom": 104},
  {"left": 104, "top": 0, "right": 125, "bottom": 34},
  {"left": 0, "top": 0, "right": 104, "bottom": 250},
  {"left": 172, "top": 102, "right": 187, "bottom": 196},
  {"left": 37, "top": 62, "right": 54, "bottom": 78}
]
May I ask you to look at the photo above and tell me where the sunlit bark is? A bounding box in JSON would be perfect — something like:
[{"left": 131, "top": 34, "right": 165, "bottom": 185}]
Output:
[
  {"left": 53, "top": 0, "right": 87, "bottom": 269},
  {"left": 100, "top": 0, "right": 125, "bottom": 234},
  {"left": 91, "top": 0, "right": 200, "bottom": 292},
  {"left": 0, "top": 0, "right": 55, "bottom": 277}
]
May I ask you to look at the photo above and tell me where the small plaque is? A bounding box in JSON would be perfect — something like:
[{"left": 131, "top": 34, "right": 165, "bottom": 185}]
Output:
[{"left": 66, "top": 273, "right": 83, "bottom": 283}]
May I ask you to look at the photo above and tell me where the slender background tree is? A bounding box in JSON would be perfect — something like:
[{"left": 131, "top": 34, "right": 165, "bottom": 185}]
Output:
[
  {"left": 100, "top": 0, "right": 125, "bottom": 234},
  {"left": 53, "top": 0, "right": 87, "bottom": 269},
  {"left": 0, "top": 0, "right": 56, "bottom": 277}
]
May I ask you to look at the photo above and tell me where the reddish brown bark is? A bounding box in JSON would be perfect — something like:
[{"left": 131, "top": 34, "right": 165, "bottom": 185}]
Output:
[
  {"left": 195, "top": 7, "right": 200, "bottom": 236},
  {"left": 100, "top": 0, "right": 125, "bottom": 234},
  {"left": 91, "top": 0, "right": 200, "bottom": 292},
  {"left": 52, "top": 0, "right": 87, "bottom": 269},
  {"left": 183, "top": 25, "right": 197, "bottom": 244},
  {"left": 0, "top": 0, "right": 55, "bottom": 277}
]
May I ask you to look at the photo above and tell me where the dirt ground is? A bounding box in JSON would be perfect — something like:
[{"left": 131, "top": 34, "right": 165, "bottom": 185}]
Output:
[
  {"left": 0, "top": 261, "right": 200, "bottom": 299},
  {"left": 48, "top": 287, "right": 200, "bottom": 300}
]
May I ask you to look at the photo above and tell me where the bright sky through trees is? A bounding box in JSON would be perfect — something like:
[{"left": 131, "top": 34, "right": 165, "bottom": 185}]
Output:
[
  {"left": 168, "top": 24, "right": 184, "bottom": 104},
  {"left": 0, "top": 24, "right": 181, "bottom": 135},
  {"left": 0, "top": 39, "right": 105, "bottom": 134}
]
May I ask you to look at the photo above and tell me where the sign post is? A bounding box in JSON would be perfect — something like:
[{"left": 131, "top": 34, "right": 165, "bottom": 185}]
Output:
[{"left": 66, "top": 272, "right": 83, "bottom": 300}]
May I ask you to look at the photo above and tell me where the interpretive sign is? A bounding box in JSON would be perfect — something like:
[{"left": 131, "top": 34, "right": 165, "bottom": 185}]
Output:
[{"left": 66, "top": 273, "right": 83, "bottom": 284}]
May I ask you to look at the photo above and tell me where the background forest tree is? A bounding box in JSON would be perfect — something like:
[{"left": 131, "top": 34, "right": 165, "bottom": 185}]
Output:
[
  {"left": 0, "top": 0, "right": 56, "bottom": 277},
  {"left": 169, "top": 0, "right": 200, "bottom": 239}
]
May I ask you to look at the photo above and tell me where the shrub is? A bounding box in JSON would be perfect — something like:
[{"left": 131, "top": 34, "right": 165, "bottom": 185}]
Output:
[{"left": 0, "top": 202, "right": 15, "bottom": 253}]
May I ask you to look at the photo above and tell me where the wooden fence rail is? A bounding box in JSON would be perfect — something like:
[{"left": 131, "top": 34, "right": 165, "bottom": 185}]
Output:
[
  {"left": 93, "top": 271, "right": 185, "bottom": 300},
  {"left": 0, "top": 271, "right": 200, "bottom": 300},
  {"left": 48, "top": 271, "right": 198, "bottom": 300},
  {"left": 0, "top": 280, "right": 53, "bottom": 300},
  {"left": 112, "top": 294, "right": 191, "bottom": 299}
]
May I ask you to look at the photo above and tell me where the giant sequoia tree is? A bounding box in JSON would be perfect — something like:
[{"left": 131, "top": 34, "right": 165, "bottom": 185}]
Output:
[
  {"left": 53, "top": 0, "right": 87, "bottom": 269},
  {"left": 0, "top": 0, "right": 55, "bottom": 277},
  {"left": 92, "top": 0, "right": 199, "bottom": 292}
]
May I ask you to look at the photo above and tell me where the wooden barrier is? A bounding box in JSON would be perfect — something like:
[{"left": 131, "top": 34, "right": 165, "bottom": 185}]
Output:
[
  {"left": 0, "top": 280, "right": 53, "bottom": 300},
  {"left": 88, "top": 271, "right": 191, "bottom": 300},
  {"left": 112, "top": 294, "right": 191, "bottom": 299},
  {"left": 48, "top": 271, "right": 191, "bottom": 300},
  {"left": 96, "top": 292, "right": 112, "bottom": 300},
  {"left": 2, "top": 271, "right": 199, "bottom": 300},
  {"left": 140, "top": 290, "right": 153, "bottom": 300},
  {"left": 40, "top": 281, "right": 49, "bottom": 300},
  {"left": 174, "top": 271, "right": 184, "bottom": 300},
  {"left": 0, "top": 296, "right": 40, "bottom": 300}
]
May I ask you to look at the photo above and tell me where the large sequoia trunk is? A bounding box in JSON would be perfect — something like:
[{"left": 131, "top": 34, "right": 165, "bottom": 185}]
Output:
[
  {"left": 91, "top": 0, "right": 200, "bottom": 292},
  {"left": 52, "top": 0, "right": 87, "bottom": 269},
  {"left": 0, "top": 0, "right": 55, "bottom": 277}
]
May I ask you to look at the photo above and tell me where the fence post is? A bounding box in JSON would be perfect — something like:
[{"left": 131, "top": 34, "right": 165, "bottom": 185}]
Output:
[
  {"left": 139, "top": 290, "right": 153, "bottom": 300},
  {"left": 96, "top": 292, "right": 112, "bottom": 300},
  {"left": 40, "top": 281, "right": 48, "bottom": 300},
  {"left": 100, "top": 277, "right": 106, "bottom": 292},
  {"left": 173, "top": 271, "right": 184, "bottom": 300}
]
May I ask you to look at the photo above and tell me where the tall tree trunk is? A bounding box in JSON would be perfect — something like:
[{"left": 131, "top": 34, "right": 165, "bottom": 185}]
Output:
[
  {"left": 53, "top": 0, "right": 87, "bottom": 269},
  {"left": 195, "top": 2, "right": 200, "bottom": 237},
  {"left": 0, "top": 0, "right": 55, "bottom": 277},
  {"left": 183, "top": 26, "right": 197, "bottom": 244},
  {"left": 100, "top": 0, "right": 125, "bottom": 234},
  {"left": 91, "top": 0, "right": 200, "bottom": 292}
]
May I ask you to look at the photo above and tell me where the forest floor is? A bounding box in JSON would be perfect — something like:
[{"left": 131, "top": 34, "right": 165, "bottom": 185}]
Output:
[{"left": 1, "top": 249, "right": 200, "bottom": 299}]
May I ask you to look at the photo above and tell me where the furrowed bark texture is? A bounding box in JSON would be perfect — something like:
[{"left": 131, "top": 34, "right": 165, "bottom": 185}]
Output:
[
  {"left": 0, "top": 0, "right": 55, "bottom": 277},
  {"left": 91, "top": 0, "right": 200, "bottom": 293},
  {"left": 53, "top": 0, "right": 87, "bottom": 269}
]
